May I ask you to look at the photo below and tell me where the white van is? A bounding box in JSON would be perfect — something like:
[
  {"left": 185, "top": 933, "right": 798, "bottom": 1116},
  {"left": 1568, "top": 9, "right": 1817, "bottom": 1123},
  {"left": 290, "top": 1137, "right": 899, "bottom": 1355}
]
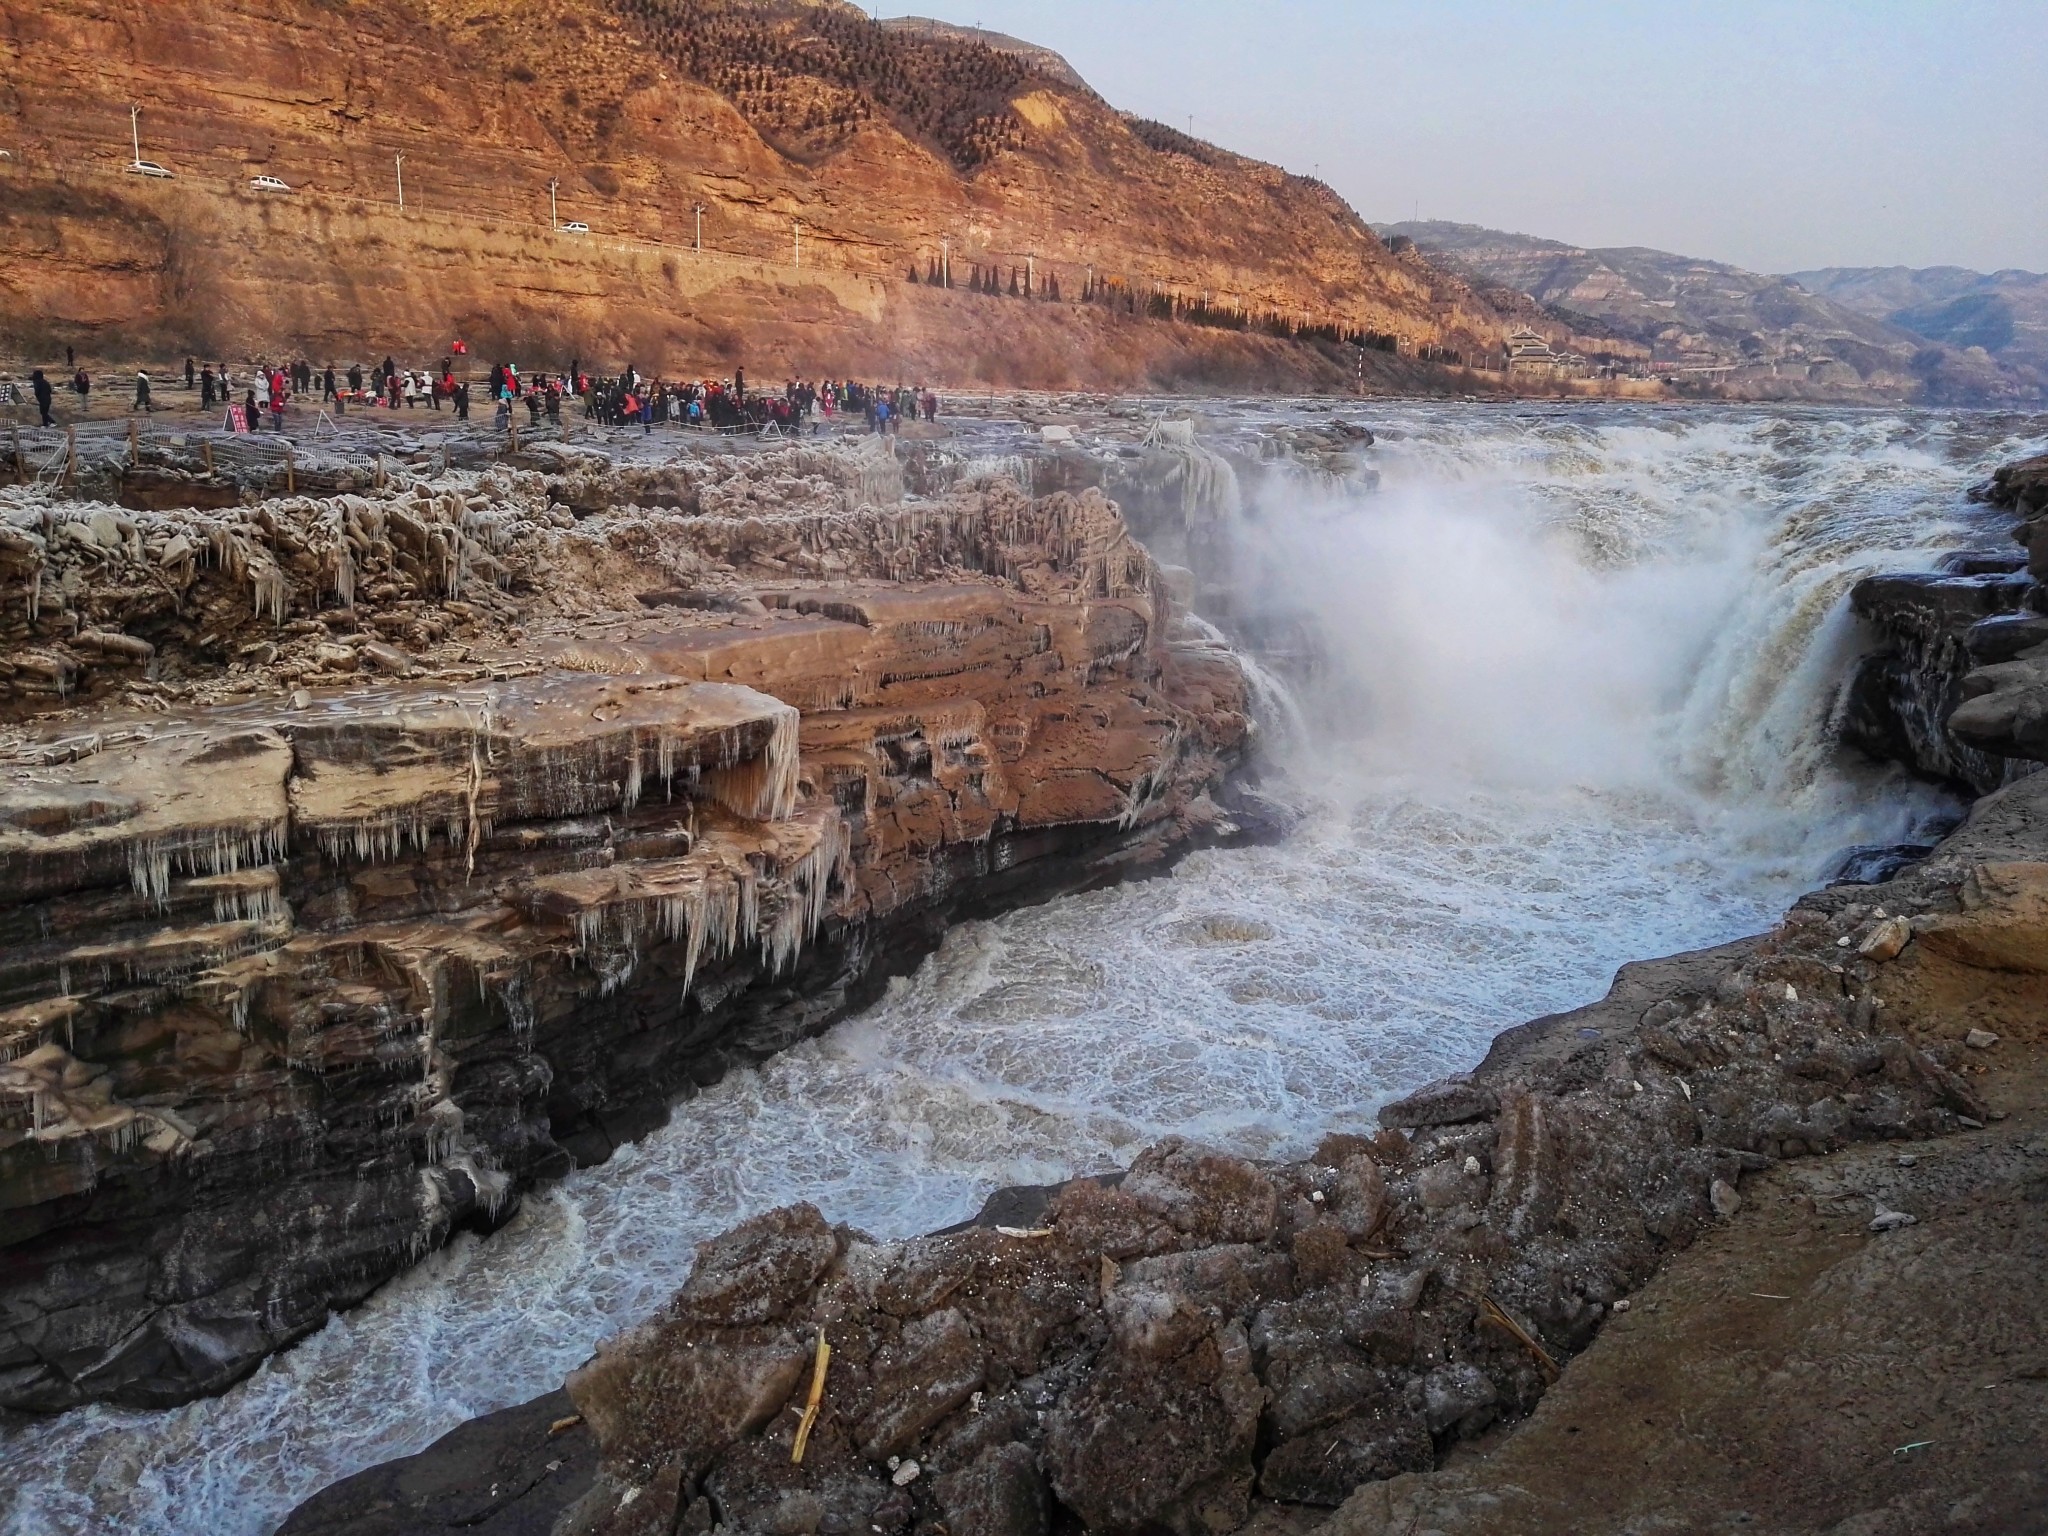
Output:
[
  {"left": 561, "top": 221, "right": 590, "bottom": 235},
  {"left": 127, "top": 160, "right": 173, "bottom": 179},
  {"left": 249, "top": 175, "right": 293, "bottom": 193}
]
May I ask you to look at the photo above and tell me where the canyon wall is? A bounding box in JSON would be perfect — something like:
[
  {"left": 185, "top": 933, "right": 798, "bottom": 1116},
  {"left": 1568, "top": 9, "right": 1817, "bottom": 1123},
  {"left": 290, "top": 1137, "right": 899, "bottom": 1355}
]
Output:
[
  {"left": 0, "top": 0, "right": 1511, "bottom": 385},
  {"left": 0, "top": 442, "right": 1256, "bottom": 1411}
]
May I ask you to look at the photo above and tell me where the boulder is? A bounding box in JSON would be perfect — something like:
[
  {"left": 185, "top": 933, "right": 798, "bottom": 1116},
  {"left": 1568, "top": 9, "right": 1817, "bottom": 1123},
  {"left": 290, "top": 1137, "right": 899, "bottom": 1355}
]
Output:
[
  {"left": 1044, "top": 1310, "right": 1264, "bottom": 1536},
  {"left": 934, "top": 1443, "right": 1052, "bottom": 1536},
  {"left": 675, "top": 1204, "right": 841, "bottom": 1327},
  {"left": 1378, "top": 1074, "right": 1499, "bottom": 1128},
  {"left": 1121, "top": 1138, "right": 1280, "bottom": 1244}
]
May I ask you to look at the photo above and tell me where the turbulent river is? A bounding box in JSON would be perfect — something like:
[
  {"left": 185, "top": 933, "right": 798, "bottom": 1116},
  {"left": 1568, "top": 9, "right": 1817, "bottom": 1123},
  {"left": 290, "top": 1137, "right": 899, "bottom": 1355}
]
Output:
[{"left": 6, "top": 402, "right": 2046, "bottom": 1534}]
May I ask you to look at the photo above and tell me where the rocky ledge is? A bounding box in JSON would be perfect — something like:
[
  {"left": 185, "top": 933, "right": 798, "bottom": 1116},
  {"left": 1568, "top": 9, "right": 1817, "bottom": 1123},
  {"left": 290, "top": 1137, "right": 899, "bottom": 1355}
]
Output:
[
  {"left": 0, "top": 443, "right": 1256, "bottom": 1412},
  {"left": 283, "top": 761, "right": 2048, "bottom": 1536},
  {"left": 1844, "top": 450, "right": 2048, "bottom": 791}
]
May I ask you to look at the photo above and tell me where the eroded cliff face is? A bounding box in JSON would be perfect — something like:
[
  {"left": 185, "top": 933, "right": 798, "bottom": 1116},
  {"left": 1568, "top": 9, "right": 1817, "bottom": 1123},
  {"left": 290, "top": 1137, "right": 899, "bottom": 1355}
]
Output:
[
  {"left": 0, "top": 444, "right": 1254, "bottom": 1411},
  {"left": 0, "top": 0, "right": 1508, "bottom": 381},
  {"left": 1843, "top": 453, "right": 2048, "bottom": 791}
]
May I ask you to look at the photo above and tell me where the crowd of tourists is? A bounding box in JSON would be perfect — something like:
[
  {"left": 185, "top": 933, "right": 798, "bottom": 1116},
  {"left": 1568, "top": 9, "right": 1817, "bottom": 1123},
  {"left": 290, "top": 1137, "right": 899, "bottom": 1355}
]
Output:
[
  {"left": 15, "top": 346, "right": 943, "bottom": 439},
  {"left": 580, "top": 370, "right": 940, "bottom": 434}
]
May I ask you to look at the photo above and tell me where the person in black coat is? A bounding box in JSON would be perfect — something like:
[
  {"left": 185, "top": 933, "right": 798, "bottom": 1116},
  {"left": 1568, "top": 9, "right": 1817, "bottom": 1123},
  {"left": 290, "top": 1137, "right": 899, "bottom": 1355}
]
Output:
[{"left": 32, "top": 369, "right": 54, "bottom": 426}]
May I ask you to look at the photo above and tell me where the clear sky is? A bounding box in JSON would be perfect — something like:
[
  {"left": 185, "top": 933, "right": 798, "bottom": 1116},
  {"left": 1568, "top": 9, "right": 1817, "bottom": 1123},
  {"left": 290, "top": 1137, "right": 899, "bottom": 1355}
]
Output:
[{"left": 873, "top": 0, "right": 2048, "bottom": 275}]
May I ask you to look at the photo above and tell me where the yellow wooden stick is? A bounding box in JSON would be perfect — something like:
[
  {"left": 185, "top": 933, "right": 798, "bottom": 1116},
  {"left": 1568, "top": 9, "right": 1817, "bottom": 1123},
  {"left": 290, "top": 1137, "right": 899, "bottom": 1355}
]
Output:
[{"left": 791, "top": 1328, "right": 831, "bottom": 1464}]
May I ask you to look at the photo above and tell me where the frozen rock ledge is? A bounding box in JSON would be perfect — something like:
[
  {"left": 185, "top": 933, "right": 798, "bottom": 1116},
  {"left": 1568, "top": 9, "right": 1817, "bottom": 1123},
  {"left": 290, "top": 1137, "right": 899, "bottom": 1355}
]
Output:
[{"left": 0, "top": 450, "right": 1257, "bottom": 1411}]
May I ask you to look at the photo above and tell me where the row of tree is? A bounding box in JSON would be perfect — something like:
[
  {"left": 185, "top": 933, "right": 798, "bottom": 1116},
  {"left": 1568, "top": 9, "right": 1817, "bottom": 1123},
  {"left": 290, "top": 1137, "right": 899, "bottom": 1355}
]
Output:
[
  {"left": 903, "top": 260, "right": 1401, "bottom": 351},
  {"left": 905, "top": 261, "right": 1065, "bottom": 300}
]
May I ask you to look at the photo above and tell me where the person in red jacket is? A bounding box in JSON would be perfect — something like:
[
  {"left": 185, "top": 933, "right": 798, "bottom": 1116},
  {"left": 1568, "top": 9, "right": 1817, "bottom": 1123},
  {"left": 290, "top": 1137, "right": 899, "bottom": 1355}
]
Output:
[{"left": 267, "top": 368, "right": 287, "bottom": 431}]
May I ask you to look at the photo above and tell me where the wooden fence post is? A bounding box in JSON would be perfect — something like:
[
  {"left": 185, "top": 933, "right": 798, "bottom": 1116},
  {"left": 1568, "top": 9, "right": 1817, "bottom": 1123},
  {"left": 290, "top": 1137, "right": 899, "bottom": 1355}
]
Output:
[{"left": 65, "top": 425, "right": 76, "bottom": 487}]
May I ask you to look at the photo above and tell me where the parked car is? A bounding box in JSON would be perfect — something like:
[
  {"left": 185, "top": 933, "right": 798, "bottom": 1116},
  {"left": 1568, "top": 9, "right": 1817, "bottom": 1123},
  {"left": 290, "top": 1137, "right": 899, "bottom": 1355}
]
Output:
[
  {"left": 127, "top": 160, "right": 173, "bottom": 179},
  {"left": 561, "top": 221, "right": 590, "bottom": 234},
  {"left": 249, "top": 175, "right": 292, "bottom": 193}
]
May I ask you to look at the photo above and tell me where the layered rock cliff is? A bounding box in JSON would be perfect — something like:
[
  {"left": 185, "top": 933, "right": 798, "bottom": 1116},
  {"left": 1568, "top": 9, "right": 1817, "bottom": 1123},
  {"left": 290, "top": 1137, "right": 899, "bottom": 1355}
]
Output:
[
  {"left": 0, "top": 0, "right": 1509, "bottom": 385},
  {"left": 1843, "top": 452, "right": 2048, "bottom": 790},
  {"left": 0, "top": 441, "right": 1255, "bottom": 1411}
]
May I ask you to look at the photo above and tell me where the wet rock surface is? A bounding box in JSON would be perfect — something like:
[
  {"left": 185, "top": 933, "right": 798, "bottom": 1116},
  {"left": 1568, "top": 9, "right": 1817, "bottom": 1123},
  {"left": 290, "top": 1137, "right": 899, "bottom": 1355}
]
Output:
[
  {"left": 1840, "top": 566, "right": 2034, "bottom": 793},
  {"left": 291, "top": 762, "right": 2042, "bottom": 1536},
  {"left": 0, "top": 441, "right": 1254, "bottom": 1411},
  {"left": 273, "top": 1388, "right": 597, "bottom": 1536},
  {"left": 1898, "top": 452, "right": 2048, "bottom": 776}
]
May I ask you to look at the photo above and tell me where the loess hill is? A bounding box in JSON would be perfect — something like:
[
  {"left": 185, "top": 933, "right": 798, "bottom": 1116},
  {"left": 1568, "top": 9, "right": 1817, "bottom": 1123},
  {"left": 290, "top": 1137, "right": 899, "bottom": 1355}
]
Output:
[{"left": 0, "top": 0, "right": 1510, "bottom": 388}]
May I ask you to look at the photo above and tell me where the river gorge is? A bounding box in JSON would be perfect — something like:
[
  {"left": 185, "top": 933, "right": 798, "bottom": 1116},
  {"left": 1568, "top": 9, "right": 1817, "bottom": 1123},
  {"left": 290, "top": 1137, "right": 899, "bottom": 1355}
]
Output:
[{"left": 3, "top": 401, "right": 2046, "bottom": 1534}]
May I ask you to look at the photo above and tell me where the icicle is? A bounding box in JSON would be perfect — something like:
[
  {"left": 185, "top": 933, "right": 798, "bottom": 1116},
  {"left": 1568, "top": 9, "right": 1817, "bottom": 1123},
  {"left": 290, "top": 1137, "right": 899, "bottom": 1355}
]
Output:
[{"left": 703, "top": 705, "right": 801, "bottom": 823}]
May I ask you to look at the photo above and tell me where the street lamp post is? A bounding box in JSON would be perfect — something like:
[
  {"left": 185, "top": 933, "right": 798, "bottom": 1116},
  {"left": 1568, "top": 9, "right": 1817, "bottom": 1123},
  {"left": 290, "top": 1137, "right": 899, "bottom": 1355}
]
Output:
[
  {"left": 549, "top": 179, "right": 558, "bottom": 230},
  {"left": 694, "top": 203, "right": 703, "bottom": 252},
  {"left": 941, "top": 236, "right": 950, "bottom": 288},
  {"left": 130, "top": 105, "right": 141, "bottom": 165},
  {"left": 793, "top": 218, "right": 801, "bottom": 270},
  {"left": 395, "top": 153, "right": 405, "bottom": 210}
]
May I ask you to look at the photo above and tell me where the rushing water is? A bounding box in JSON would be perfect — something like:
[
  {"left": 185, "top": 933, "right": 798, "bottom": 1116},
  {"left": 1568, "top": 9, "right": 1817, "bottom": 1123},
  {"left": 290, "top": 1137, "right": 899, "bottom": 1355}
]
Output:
[{"left": 5, "top": 403, "right": 2045, "bottom": 1535}]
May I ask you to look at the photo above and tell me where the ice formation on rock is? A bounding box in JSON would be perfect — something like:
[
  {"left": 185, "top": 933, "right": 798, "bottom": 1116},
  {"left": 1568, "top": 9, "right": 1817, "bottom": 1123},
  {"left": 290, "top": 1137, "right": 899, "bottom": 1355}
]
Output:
[{"left": 0, "top": 438, "right": 1253, "bottom": 1411}]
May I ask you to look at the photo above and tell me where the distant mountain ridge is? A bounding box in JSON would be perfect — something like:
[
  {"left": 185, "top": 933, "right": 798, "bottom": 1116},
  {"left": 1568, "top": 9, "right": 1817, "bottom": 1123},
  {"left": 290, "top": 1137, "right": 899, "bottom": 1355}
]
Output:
[
  {"left": 1377, "top": 219, "right": 2044, "bottom": 404},
  {"left": 1787, "top": 265, "right": 2048, "bottom": 378}
]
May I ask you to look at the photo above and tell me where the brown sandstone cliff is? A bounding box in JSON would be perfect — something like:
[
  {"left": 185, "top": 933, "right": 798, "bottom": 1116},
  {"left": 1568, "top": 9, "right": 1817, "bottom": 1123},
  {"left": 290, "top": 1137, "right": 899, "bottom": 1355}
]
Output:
[
  {"left": 0, "top": 0, "right": 1511, "bottom": 385},
  {"left": 0, "top": 441, "right": 1255, "bottom": 1411}
]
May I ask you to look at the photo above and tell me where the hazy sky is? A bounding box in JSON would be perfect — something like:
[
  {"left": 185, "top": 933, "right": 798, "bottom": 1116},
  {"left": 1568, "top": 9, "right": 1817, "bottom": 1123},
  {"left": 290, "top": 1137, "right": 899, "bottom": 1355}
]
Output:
[{"left": 874, "top": 0, "right": 2047, "bottom": 275}]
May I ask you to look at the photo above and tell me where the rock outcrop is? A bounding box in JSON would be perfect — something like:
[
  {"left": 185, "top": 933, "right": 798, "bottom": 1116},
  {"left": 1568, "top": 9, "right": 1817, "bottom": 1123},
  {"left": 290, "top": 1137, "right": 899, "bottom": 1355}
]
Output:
[
  {"left": 1841, "top": 454, "right": 2048, "bottom": 792},
  {"left": 0, "top": 442, "right": 1255, "bottom": 1412},
  {"left": 1945, "top": 454, "right": 2048, "bottom": 765}
]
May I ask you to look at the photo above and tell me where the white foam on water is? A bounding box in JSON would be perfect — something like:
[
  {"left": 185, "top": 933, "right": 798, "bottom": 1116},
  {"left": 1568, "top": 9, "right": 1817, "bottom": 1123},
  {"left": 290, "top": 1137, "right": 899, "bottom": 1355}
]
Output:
[{"left": 6, "top": 404, "right": 2046, "bottom": 1536}]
